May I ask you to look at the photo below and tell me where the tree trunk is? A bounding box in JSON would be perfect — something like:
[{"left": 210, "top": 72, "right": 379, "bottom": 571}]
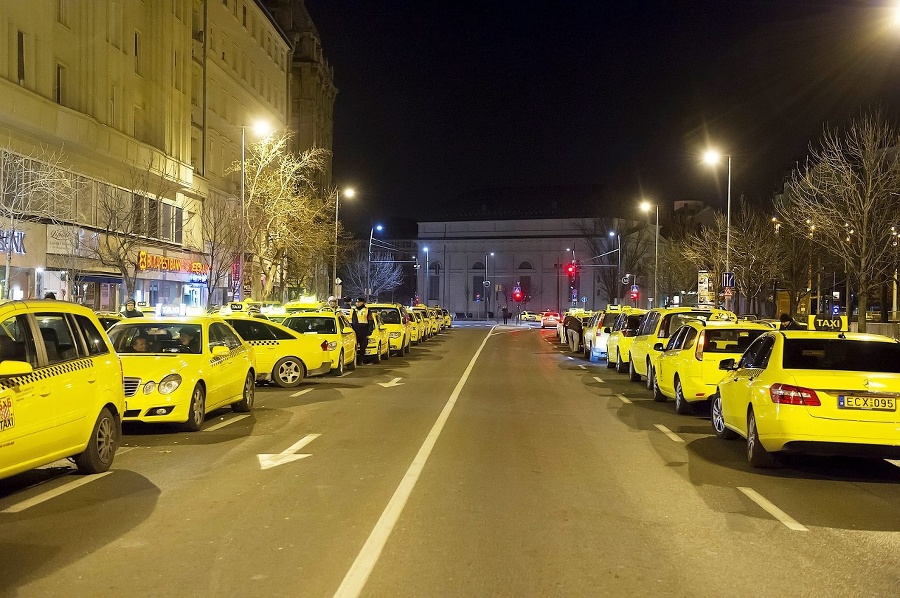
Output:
[{"left": 858, "top": 274, "right": 867, "bottom": 333}]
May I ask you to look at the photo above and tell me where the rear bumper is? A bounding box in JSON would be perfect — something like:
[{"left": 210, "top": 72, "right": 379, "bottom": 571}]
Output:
[
  {"left": 760, "top": 413, "right": 900, "bottom": 454},
  {"left": 307, "top": 361, "right": 331, "bottom": 377}
]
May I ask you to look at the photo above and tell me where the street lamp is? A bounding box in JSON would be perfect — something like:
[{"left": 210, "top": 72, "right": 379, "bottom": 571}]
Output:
[
  {"left": 640, "top": 201, "right": 659, "bottom": 309},
  {"left": 609, "top": 230, "right": 621, "bottom": 303},
  {"left": 423, "top": 246, "right": 429, "bottom": 305},
  {"left": 367, "top": 224, "right": 383, "bottom": 300},
  {"left": 703, "top": 148, "right": 732, "bottom": 309},
  {"left": 237, "top": 119, "right": 271, "bottom": 301},
  {"left": 333, "top": 187, "right": 355, "bottom": 297}
]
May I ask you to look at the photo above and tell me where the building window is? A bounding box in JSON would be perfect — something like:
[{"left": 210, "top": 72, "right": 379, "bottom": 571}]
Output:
[
  {"left": 161, "top": 203, "right": 173, "bottom": 240},
  {"left": 57, "top": 0, "right": 69, "bottom": 26},
  {"left": 134, "top": 31, "right": 142, "bottom": 75},
  {"left": 472, "top": 261, "right": 485, "bottom": 270},
  {"left": 518, "top": 261, "right": 533, "bottom": 270},
  {"left": 109, "top": 85, "right": 118, "bottom": 127},
  {"left": 242, "top": 4, "right": 247, "bottom": 27},
  {"left": 147, "top": 198, "right": 160, "bottom": 238},
  {"left": 17, "top": 31, "right": 25, "bottom": 83},
  {"left": 174, "top": 208, "right": 184, "bottom": 244},
  {"left": 55, "top": 63, "right": 67, "bottom": 105},
  {"left": 173, "top": 50, "right": 182, "bottom": 91}
]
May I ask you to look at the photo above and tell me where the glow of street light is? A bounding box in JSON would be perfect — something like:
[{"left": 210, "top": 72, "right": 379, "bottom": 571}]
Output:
[
  {"left": 608, "top": 231, "right": 615, "bottom": 237},
  {"left": 703, "top": 149, "right": 721, "bottom": 165},
  {"left": 423, "top": 246, "right": 429, "bottom": 252},
  {"left": 343, "top": 188, "right": 356, "bottom": 198},
  {"left": 375, "top": 224, "right": 383, "bottom": 231},
  {"left": 252, "top": 120, "right": 272, "bottom": 137},
  {"left": 640, "top": 200, "right": 652, "bottom": 212}
]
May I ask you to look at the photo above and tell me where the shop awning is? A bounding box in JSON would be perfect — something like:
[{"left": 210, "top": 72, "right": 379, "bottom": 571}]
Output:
[{"left": 76, "top": 275, "right": 123, "bottom": 285}]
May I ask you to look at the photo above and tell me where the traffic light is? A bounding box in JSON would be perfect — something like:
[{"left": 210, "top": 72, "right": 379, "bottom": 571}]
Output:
[
  {"left": 630, "top": 290, "right": 639, "bottom": 303},
  {"left": 512, "top": 286, "right": 523, "bottom": 302},
  {"left": 565, "top": 262, "right": 578, "bottom": 276}
]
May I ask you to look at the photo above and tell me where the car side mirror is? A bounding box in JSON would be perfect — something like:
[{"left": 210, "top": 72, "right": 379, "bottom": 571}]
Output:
[
  {"left": 653, "top": 343, "right": 665, "bottom": 352},
  {"left": 0, "top": 360, "right": 33, "bottom": 377},
  {"left": 603, "top": 327, "right": 611, "bottom": 334},
  {"left": 343, "top": 327, "right": 353, "bottom": 334},
  {"left": 719, "top": 358, "right": 736, "bottom": 371},
  {"left": 211, "top": 345, "right": 230, "bottom": 357}
]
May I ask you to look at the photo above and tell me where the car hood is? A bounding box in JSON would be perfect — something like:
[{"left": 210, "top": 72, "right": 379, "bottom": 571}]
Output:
[{"left": 119, "top": 354, "right": 197, "bottom": 380}]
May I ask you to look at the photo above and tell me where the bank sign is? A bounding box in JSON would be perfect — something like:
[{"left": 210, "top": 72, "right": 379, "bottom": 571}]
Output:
[
  {"left": 0, "top": 230, "right": 26, "bottom": 255},
  {"left": 138, "top": 251, "right": 209, "bottom": 275}
]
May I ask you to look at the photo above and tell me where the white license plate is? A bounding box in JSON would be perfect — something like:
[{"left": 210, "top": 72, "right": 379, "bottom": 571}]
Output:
[{"left": 838, "top": 396, "right": 896, "bottom": 411}]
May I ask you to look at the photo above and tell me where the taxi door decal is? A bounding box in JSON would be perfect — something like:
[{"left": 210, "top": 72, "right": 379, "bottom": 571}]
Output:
[{"left": 0, "top": 396, "right": 13, "bottom": 431}]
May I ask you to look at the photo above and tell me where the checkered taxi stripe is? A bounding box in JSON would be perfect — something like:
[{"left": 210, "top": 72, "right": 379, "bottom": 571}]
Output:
[
  {"left": 210, "top": 345, "right": 251, "bottom": 366},
  {"left": 0, "top": 357, "right": 94, "bottom": 389}
]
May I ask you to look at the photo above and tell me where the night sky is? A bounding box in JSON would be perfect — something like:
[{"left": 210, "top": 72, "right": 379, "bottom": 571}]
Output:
[{"left": 305, "top": 1, "right": 900, "bottom": 235}]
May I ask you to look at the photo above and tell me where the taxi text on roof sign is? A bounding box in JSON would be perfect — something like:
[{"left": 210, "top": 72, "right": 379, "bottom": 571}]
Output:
[{"left": 138, "top": 250, "right": 210, "bottom": 275}]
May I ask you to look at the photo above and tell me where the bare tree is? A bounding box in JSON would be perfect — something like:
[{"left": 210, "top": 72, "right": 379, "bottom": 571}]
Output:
[
  {"left": 776, "top": 112, "right": 900, "bottom": 331},
  {"left": 0, "top": 147, "right": 78, "bottom": 298},
  {"left": 682, "top": 212, "right": 727, "bottom": 307},
  {"left": 340, "top": 250, "right": 404, "bottom": 300},
  {"left": 730, "top": 199, "right": 781, "bottom": 315},
  {"left": 574, "top": 218, "right": 653, "bottom": 306},
  {"left": 201, "top": 194, "right": 241, "bottom": 305}
]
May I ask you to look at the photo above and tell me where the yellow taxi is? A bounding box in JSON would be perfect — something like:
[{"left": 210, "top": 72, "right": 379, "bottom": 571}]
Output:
[
  {"left": 653, "top": 320, "right": 771, "bottom": 414},
  {"left": 280, "top": 311, "right": 357, "bottom": 375},
  {"left": 221, "top": 315, "right": 332, "bottom": 385},
  {"left": 434, "top": 306, "right": 452, "bottom": 329},
  {"left": 107, "top": 316, "right": 254, "bottom": 432},
  {"left": 406, "top": 309, "right": 423, "bottom": 344},
  {"left": 628, "top": 306, "right": 735, "bottom": 390},
  {"left": 712, "top": 331, "right": 900, "bottom": 467},
  {"left": 367, "top": 303, "right": 412, "bottom": 356},
  {"left": 284, "top": 298, "right": 326, "bottom": 313},
  {"left": 606, "top": 308, "right": 647, "bottom": 373},
  {"left": 519, "top": 311, "right": 538, "bottom": 322},
  {"left": 0, "top": 301, "right": 125, "bottom": 480},
  {"left": 364, "top": 312, "right": 392, "bottom": 362},
  {"left": 412, "top": 306, "right": 435, "bottom": 338},
  {"left": 95, "top": 311, "right": 123, "bottom": 330},
  {"left": 583, "top": 307, "right": 622, "bottom": 360}
]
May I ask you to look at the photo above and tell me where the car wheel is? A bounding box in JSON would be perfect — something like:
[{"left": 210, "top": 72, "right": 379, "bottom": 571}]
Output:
[
  {"left": 616, "top": 351, "right": 628, "bottom": 374},
  {"left": 584, "top": 341, "right": 591, "bottom": 359},
  {"left": 383, "top": 343, "right": 391, "bottom": 360},
  {"left": 233, "top": 371, "right": 255, "bottom": 412},
  {"left": 74, "top": 407, "right": 118, "bottom": 474},
  {"left": 674, "top": 376, "right": 693, "bottom": 415},
  {"left": 628, "top": 357, "right": 641, "bottom": 382},
  {"left": 747, "top": 407, "right": 779, "bottom": 468},
  {"left": 646, "top": 362, "right": 656, "bottom": 392},
  {"left": 374, "top": 344, "right": 382, "bottom": 363},
  {"left": 710, "top": 392, "right": 737, "bottom": 439},
  {"left": 335, "top": 352, "right": 345, "bottom": 376},
  {"left": 347, "top": 349, "right": 357, "bottom": 370},
  {"left": 652, "top": 369, "right": 666, "bottom": 402},
  {"left": 183, "top": 384, "right": 206, "bottom": 431},
  {"left": 273, "top": 357, "right": 305, "bottom": 388}
]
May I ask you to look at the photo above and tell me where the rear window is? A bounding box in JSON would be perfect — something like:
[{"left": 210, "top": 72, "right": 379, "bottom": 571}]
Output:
[
  {"left": 660, "top": 312, "right": 712, "bottom": 337},
  {"left": 370, "top": 308, "right": 401, "bottom": 324},
  {"left": 782, "top": 339, "right": 900, "bottom": 372},
  {"left": 284, "top": 317, "right": 336, "bottom": 335},
  {"left": 702, "top": 329, "right": 767, "bottom": 353},
  {"left": 602, "top": 313, "right": 618, "bottom": 327}
]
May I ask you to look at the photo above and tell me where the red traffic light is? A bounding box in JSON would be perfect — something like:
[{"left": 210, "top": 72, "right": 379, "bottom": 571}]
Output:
[
  {"left": 629, "top": 291, "right": 639, "bottom": 301},
  {"left": 565, "top": 263, "right": 577, "bottom": 275},
  {"left": 513, "top": 288, "right": 523, "bottom": 302}
]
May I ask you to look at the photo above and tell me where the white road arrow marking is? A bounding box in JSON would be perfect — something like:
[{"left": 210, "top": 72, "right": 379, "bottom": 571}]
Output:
[
  {"left": 291, "top": 388, "right": 314, "bottom": 397},
  {"left": 257, "top": 434, "right": 320, "bottom": 470},
  {"left": 378, "top": 377, "right": 404, "bottom": 388}
]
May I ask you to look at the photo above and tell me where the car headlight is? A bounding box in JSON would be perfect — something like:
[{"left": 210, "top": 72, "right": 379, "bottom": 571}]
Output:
[
  {"left": 158, "top": 373, "right": 183, "bottom": 395},
  {"left": 390, "top": 332, "right": 401, "bottom": 338},
  {"left": 327, "top": 341, "right": 338, "bottom": 350},
  {"left": 143, "top": 381, "right": 156, "bottom": 394}
]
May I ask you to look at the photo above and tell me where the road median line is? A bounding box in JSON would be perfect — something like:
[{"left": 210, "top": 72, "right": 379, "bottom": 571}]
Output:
[
  {"left": 738, "top": 486, "right": 808, "bottom": 531},
  {"left": 1, "top": 472, "right": 113, "bottom": 513},
  {"left": 204, "top": 414, "right": 251, "bottom": 432},
  {"left": 654, "top": 424, "right": 684, "bottom": 443}
]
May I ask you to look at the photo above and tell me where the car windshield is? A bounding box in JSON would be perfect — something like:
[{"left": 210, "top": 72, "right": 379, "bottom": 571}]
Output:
[
  {"left": 108, "top": 323, "right": 202, "bottom": 354},
  {"left": 662, "top": 312, "right": 712, "bottom": 336},
  {"left": 702, "top": 329, "right": 767, "bottom": 353},
  {"left": 283, "top": 316, "right": 336, "bottom": 335},
  {"left": 602, "top": 313, "right": 618, "bottom": 327},
  {"left": 782, "top": 338, "right": 900, "bottom": 372},
  {"left": 370, "top": 308, "right": 401, "bottom": 324},
  {"left": 624, "top": 315, "right": 643, "bottom": 331}
]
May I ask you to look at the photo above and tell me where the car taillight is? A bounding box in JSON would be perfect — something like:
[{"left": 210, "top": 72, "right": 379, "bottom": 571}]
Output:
[
  {"left": 320, "top": 340, "right": 329, "bottom": 351},
  {"left": 695, "top": 330, "right": 705, "bottom": 361},
  {"left": 770, "top": 383, "right": 820, "bottom": 406}
]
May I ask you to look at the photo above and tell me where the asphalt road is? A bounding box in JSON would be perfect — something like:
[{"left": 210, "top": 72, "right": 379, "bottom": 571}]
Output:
[{"left": 2, "top": 323, "right": 900, "bottom": 597}]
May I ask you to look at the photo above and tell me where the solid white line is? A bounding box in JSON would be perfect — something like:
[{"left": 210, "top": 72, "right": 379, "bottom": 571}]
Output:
[
  {"left": 654, "top": 424, "right": 685, "bottom": 443},
  {"left": 738, "top": 487, "right": 808, "bottom": 532},
  {"left": 616, "top": 394, "right": 632, "bottom": 404},
  {"left": 578, "top": 365, "right": 587, "bottom": 370},
  {"left": 204, "top": 414, "right": 251, "bottom": 432},
  {"left": 1, "top": 471, "right": 113, "bottom": 513},
  {"left": 593, "top": 376, "right": 605, "bottom": 383},
  {"left": 334, "top": 327, "right": 495, "bottom": 598},
  {"left": 291, "top": 388, "right": 314, "bottom": 397},
  {"left": 885, "top": 459, "right": 900, "bottom": 469}
]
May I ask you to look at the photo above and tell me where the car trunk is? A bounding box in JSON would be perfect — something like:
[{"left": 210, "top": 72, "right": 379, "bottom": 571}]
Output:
[{"left": 794, "top": 371, "right": 900, "bottom": 423}]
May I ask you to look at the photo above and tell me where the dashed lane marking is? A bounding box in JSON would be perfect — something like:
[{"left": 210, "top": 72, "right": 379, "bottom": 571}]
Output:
[
  {"left": 738, "top": 487, "right": 808, "bottom": 532},
  {"left": 593, "top": 376, "right": 605, "bottom": 383},
  {"left": 578, "top": 365, "right": 587, "bottom": 370},
  {"left": 616, "top": 394, "right": 632, "bottom": 404},
  {"left": 204, "top": 414, "right": 251, "bottom": 432},
  {"left": 291, "top": 388, "right": 314, "bottom": 398},
  {"left": 1, "top": 472, "right": 113, "bottom": 513},
  {"left": 654, "top": 424, "right": 685, "bottom": 443}
]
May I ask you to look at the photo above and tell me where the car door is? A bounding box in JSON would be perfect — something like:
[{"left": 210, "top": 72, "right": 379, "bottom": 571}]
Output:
[
  {"left": 656, "top": 326, "right": 688, "bottom": 396},
  {"left": 339, "top": 315, "right": 356, "bottom": 360},
  {"left": 720, "top": 335, "right": 775, "bottom": 435},
  {"left": 208, "top": 322, "right": 246, "bottom": 406},
  {"left": 227, "top": 318, "right": 277, "bottom": 379},
  {"left": 0, "top": 313, "right": 42, "bottom": 474}
]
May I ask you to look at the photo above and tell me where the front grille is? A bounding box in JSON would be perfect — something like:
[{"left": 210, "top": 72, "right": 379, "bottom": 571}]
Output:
[
  {"left": 124, "top": 377, "right": 141, "bottom": 397},
  {"left": 124, "top": 409, "right": 141, "bottom": 418}
]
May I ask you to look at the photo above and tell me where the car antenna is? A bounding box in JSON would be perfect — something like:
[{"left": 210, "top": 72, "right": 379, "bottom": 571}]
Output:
[{"left": 838, "top": 332, "right": 846, "bottom": 339}]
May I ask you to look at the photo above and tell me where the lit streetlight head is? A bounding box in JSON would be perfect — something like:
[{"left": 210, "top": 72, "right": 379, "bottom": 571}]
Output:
[
  {"left": 375, "top": 224, "right": 383, "bottom": 232},
  {"left": 252, "top": 120, "right": 271, "bottom": 137},
  {"left": 640, "top": 201, "right": 652, "bottom": 212},
  {"left": 423, "top": 246, "right": 429, "bottom": 252},
  {"left": 703, "top": 149, "right": 721, "bottom": 165},
  {"left": 343, "top": 188, "right": 356, "bottom": 198},
  {"left": 608, "top": 231, "right": 615, "bottom": 237},
  {"left": 490, "top": 252, "right": 494, "bottom": 257}
]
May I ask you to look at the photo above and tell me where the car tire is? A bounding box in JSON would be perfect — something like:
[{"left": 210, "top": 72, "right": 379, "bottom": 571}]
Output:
[
  {"left": 374, "top": 344, "right": 382, "bottom": 363},
  {"left": 674, "top": 376, "right": 693, "bottom": 415},
  {"left": 652, "top": 370, "right": 666, "bottom": 402},
  {"left": 616, "top": 351, "right": 628, "bottom": 374},
  {"left": 183, "top": 384, "right": 206, "bottom": 432},
  {"left": 606, "top": 355, "right": 615, "bottom": 369},
  {"left": 747, "top": 407, "right": 779, "bottom": 468},
  {"left": 347, "top": 350, "right": 357, "bottom": 370},
  {"left": 334, "top": 352, "right": 345, "bottom": 376},
  {"left": 233, "top": 371, "right": 255, "bottom": 412},
  {"left": 74, "top": 407, "right": 118, "bottom": 474},
  {"left": 710, "top": 392, "right": 737, "bottom": 439},
  {"left": 584, "top": 341, "right": 591, "bottom": 359},
  {"left": 628, "top": 357, "right": 641, "bottom": 382},
  {"left": 273, "top": 357, "right": 305, "bottom": 388},
  {"left": 646, "top": 362, "right": 656, "bottom": 392},
  {"left": 384, "top": 343, "right": 391, "bottom": 360}
]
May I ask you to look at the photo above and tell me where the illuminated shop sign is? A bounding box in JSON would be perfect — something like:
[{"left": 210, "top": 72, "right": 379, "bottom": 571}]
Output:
[
  {"left": 138, "top": 251, "right": 210, "bottom": 274},
  {"left": 0, "top": 230, "right": 26, "bottom": 255}
]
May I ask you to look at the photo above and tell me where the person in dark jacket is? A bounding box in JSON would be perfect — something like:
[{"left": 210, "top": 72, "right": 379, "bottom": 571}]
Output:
[
  {"left": 351, "top": 297, "right": 374, "bottom": 364},
  {"left": 121, "top": 299, "right": 143, "bottom": 318},
  {"left": 779, "top": 313, "right": 803, "bottom": 330}
]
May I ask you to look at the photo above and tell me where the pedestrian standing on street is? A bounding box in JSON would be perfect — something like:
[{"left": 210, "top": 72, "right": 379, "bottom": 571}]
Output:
[
  {"left": 502, "top": 307, "right": 509, "bottom": 325},
  {"left": 351, "top": 297, "right": 374, "bottom": 365},
  {"left": 779, "top": 313, "right": 802, "bottom": 330},
  {"left": 121, "top": 299, "right": 143, "bottom": 318},
  {"left": 43, "top": 291, "right": 56, "bottom": 300}
]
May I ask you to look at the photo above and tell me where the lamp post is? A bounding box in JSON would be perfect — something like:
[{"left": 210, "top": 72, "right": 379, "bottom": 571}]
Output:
[
  {"left": 367, "top": 224, "right": 383, "bottom": 300},
  {"left": 640, "top": 201, "right": 658, "bottom": 309},
  {"left": 423, "top": 246, "right": 429, "bottom": 305},
  {"left": 609, "top": 230, "right": 621, "bottom": 304},
  {"left": 237, "top": 120, "right": 271, "bottom": 301},
  {"left": 333, "top": 187, "right": 355, "bottom": 297},
  {"left": 704, "top": 149, "right": 732, "bottom": 310}
]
